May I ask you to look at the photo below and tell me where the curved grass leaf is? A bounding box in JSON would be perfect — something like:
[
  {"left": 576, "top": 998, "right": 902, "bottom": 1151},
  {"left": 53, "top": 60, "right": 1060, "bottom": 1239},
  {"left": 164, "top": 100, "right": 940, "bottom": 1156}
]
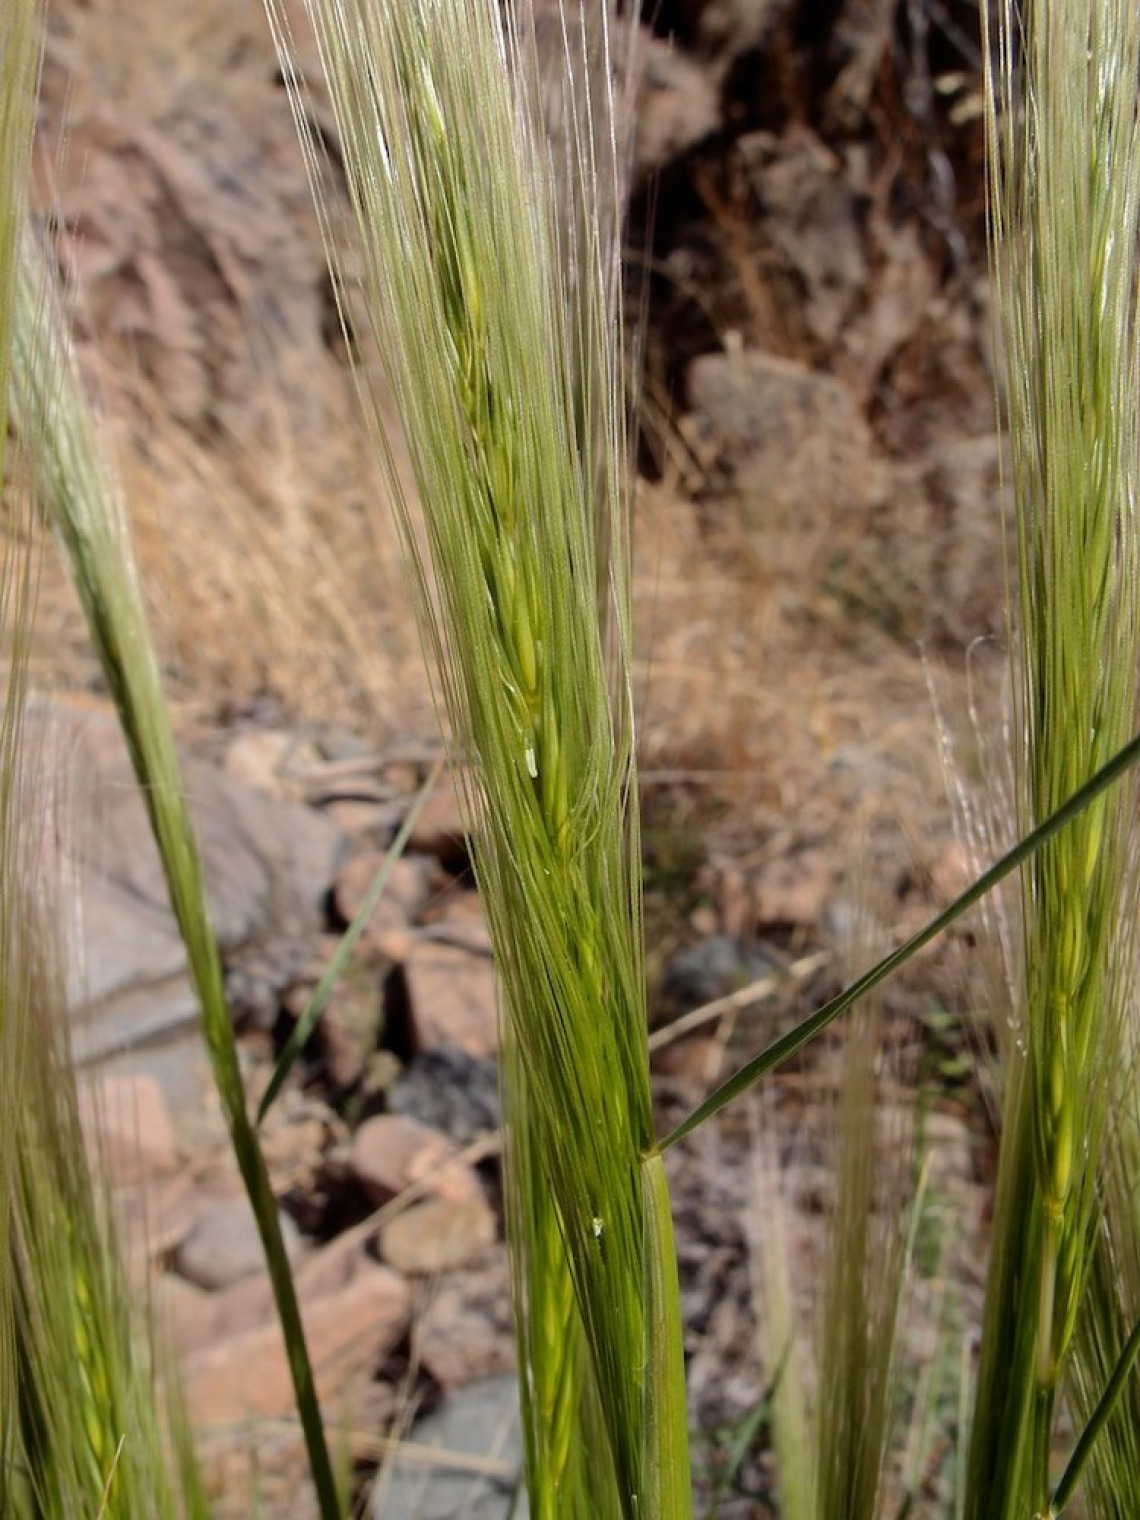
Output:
[{"left": 659, "top": 728, "right": 1140, "bottom": 1153}]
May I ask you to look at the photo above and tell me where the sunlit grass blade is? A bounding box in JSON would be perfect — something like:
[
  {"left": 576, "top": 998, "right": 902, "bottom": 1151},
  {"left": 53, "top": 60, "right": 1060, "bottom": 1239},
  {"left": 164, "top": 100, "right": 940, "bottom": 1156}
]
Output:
[
  {"left": 659, "top": 727, "right": 1140, "bottom": 1152},
  {"left": 257, "top": 759, "right": 442, "bottom": 1125},
  {"left": 9, "top": 232, "right": 341, "bottom": 1518},
  {"left": 264, "top": 0, "right": 691, "bottom": 1510},
  {"left": 0, "top": 0, "right": 47, "bottom": 1475}
]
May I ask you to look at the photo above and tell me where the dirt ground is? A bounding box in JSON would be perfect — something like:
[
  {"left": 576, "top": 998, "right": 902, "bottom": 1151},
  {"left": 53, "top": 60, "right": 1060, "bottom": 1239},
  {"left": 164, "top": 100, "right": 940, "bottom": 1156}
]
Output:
[{"left": 27, "top": 0, "right": 1011, "bottom": 1514}]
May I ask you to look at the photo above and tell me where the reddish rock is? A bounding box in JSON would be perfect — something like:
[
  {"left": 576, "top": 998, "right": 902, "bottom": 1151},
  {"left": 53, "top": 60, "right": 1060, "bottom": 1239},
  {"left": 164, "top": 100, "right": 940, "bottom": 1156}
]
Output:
[
  {"left": 407, "top": 773, "right": 469, "bottom": 866},
  {"left": 401, "top": 940, "right": 499, "bottom": 1059},
  {"left": 750, "top": 849, "right": 832, "bottom": 928},
  {"left": 333, "top": 852, "right": 432, "bottom": 941},
  {"left": 79, "top": 1072, "right": 179, "bottom": 1183},
  {"left": 181, "top": 1251, "right": 411, "bottom": 1423},
  {"left": 350, "top": 1113, "right": 481, "bottom": 1206}
]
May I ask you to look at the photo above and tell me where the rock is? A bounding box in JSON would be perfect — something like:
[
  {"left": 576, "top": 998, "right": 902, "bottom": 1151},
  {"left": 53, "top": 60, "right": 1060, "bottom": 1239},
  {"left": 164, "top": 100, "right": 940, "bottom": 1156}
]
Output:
[
  {"left": 350, "top": 1114, "right": 482, "bottom": 1207},
  {"left": 152, "top": 1272, "right": 216, "bottom": 1357},
  {"left": 931, "top": 839, "right": 973, "bottom": 906},
  {"left": 634, "top": 36, "right": 719, "bottom": 179},
  {"left": 400, "top": 941, "right": 499, "bottom": 1059},
  {"left": 26, "top": 694, "right": 345, "bottom": 1060},
  {"left": 388, "top": 1049, "right": 501, "bottom": 1146},
  {"left": 372, "top": 1374, "right": 527, "bottom": 1520},
  {"left": 749, "top": 849, "right": 832, "bottom": 928},
  {"left": 686, "top": 349, "right": 883, "bottom": 528},
  {"left": 112, "top": 1171, "right": 206, "bottom": 1282},
  {"left": 415, "top": 1250, "right": 516, "bottom": 1391},
  {"left": 737, "top": 128, "right": 869, "bottom": 350},
  {"left": 223, "top": 728, "right": 321, "bottom": 803},
  {"left": 332, "top": 851, "right": 433, "bottom": 949},
  {"left": 95, "top": 1034, "right": 223, "bottom": 1151},
  {"left": 407, "top": 773, "right": 469, "bottom": 867},
  {"left": 181, "top": 1251, "right": 411, "bottom": 1424},
  {"left": 378, "top": 1196, "right": 497, "bottom": 1275},
  {"left": 78, "top": 1071, "right": 179, "bottom": 1183},
  {"left": 320, "top": 974, "right": 383, "bottom": 1091},
  {"left": 670, "top": 0, "right": 788, "bottom": 65},
  {"left": 661, "top": 935, "right": 780, "bottom": 1011},
  {"left": 419, "top": 890, "right": 493, "bottom": 956},
  {"left": 652, "top": 1035, "right": 726, "bottom": 1085},
  {"left": 174, "top": 1195, "right": 301, "bottom": 1292}
]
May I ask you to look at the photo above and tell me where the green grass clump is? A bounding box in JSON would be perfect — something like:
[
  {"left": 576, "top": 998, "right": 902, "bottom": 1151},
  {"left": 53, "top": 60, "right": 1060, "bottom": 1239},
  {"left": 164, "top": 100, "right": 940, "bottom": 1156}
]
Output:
[
  {"left": 265, "top": 0, "right": 690, "bottom": 1512},
  {"left": 1, "top": 13, "right": 198, "bottom": 1512},
  {"left": 967, "top": 2, "right": 1140, "bottom": 1514},
  {"left": 9, "top": 229, "right": 343, "bottom": 1518}
]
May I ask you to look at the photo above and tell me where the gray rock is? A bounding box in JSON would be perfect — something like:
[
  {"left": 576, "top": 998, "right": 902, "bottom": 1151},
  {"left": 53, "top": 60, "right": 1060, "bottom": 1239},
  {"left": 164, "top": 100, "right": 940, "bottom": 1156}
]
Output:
[
  {"left": 173, "top": 1195, "right": 300, "bottom": 1292},
  {"left": 371, "top": 1374, "right": 528, "bottom": 1520},
  {"left": 28, "top": 696, "right": 344, "bottom": 1064},
  {"left": 388, "top": 1048, "right": 501, "bottom": 1146},
  {"left": 661, "top": 935, "right": 780, "bottom": 1011},
  {"left": 686, "top": 348, "right": 883, "bottom": 526}
]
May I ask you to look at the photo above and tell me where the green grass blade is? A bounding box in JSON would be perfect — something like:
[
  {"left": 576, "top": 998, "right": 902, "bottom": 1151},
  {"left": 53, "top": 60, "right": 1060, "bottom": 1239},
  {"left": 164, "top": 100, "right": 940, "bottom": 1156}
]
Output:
[
  {"left": 658, "top": 728, "right": 1140, "bottom": 1153},
  {"left": 1051, "top": 1316, "right": 1140, "bottom": 1516},
  {"left": 642, "top": 1152, "right": 692, "bottom": 1520},
  {"left": 0, "top": 0, "right": 43, "bottom": 1459},
  {"left": 10, "top": 233, "right": 341, "bottom": 1520},
  {"left": 257, "top": 759, "right": 442, "bottom": 1125}
]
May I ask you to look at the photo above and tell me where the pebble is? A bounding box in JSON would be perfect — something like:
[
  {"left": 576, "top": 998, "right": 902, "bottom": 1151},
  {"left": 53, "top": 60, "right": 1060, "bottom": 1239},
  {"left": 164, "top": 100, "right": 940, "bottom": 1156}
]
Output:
[
  {"left": 173, "top": 1195, "right": 301, "bottom": 1292},
  {"left": 350, "top": 1113, "right": 481, "bottom": 1206},
  {"left": 400, "top": 941, "right": 499, "bottom": 1058},
  {"left": 378, "top": 1196, "right": 496, "bottom": 1275}
]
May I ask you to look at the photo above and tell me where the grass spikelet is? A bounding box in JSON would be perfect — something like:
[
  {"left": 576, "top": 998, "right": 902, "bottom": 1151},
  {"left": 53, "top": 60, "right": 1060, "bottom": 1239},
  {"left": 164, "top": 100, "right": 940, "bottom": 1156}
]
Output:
[
  {"left": 815, "top": 996, "right": 912, "bottom": 1520},
  {"left": 264, "top": 0, "right": 691, "bottom": 1512},
  {"left": 967, "top": 2, "right": 1140, "bottom": 1513}
]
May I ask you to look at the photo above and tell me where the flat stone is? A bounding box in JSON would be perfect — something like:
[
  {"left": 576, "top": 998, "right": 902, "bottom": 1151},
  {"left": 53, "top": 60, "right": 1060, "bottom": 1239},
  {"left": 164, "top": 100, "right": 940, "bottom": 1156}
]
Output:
[
  {"left": 400, "top": 940, "right": 499, "bottom": 1059},
  {"left": 181, "top": 1251, "right": 411, "bottom": 1424},
  {"left": 372, "top": 1374, "right": 527, "bottom": 1520},
  {"left": 378, "top": 1196, "right": 496, "bottom": 1275},
  {"left": 350, "top": 1114, "right": 481, "bottom": 1207},
  {"left": 93, "top": 1032, "right": 224, "bottom": 1152},
  {"left": 686, "top": 349, "right": 883, "bottom": 525},
  {"left": 26, "top": 694, "right": 344, "bottom": 1060},
  {"left": 174, "top": 1195, "right": 301, "bottom": 1292},
  {"left": 223, "top": 728, "right": 321, "bottom": 803}
]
